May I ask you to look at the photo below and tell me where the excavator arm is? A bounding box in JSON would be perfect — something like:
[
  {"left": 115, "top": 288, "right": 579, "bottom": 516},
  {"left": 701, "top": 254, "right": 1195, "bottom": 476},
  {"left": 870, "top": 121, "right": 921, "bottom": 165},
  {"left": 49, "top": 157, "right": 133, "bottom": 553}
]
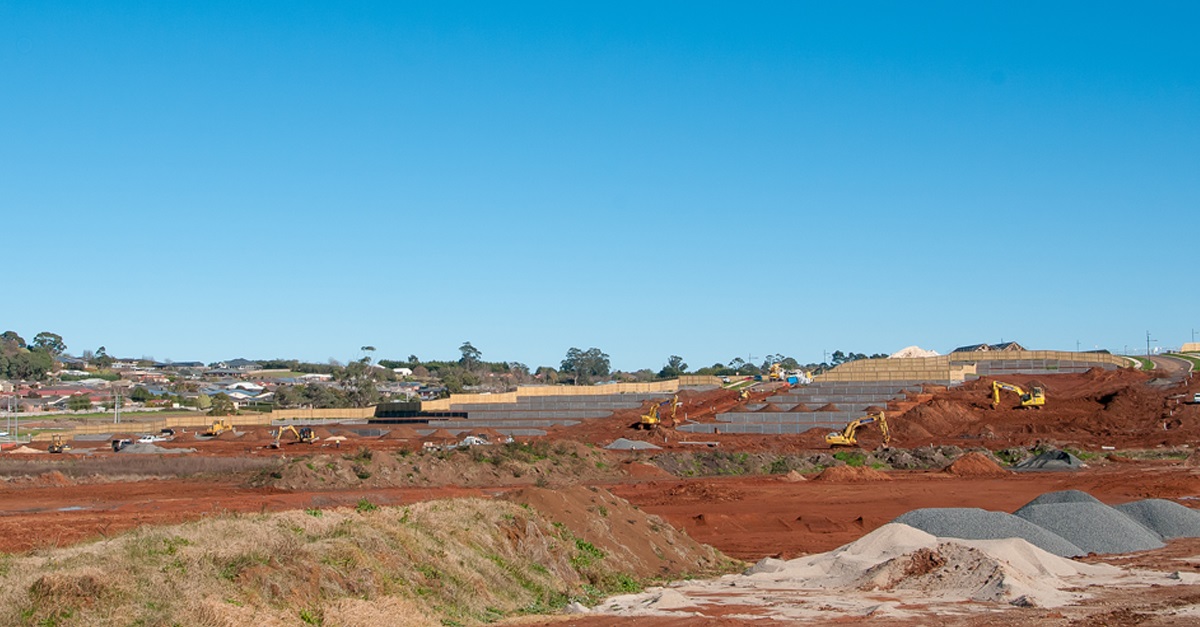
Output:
[
  {"left": 992, "top": 381, "right": 1045, "bottom": 409},
  {"left": 825, "top": 412, "right": 889, "bottom": 448}
]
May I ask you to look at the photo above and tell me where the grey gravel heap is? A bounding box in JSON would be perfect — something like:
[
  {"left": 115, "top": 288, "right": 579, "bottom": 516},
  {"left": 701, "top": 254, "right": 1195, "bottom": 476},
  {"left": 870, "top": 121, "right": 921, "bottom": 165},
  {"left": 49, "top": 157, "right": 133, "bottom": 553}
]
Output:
[
  {"left": 1014, "top": 502, "right": 1164, "bottom": 554},
  {"left": 604, "top": 438, "right": 661, "bottom": 451},
  {"left": 893, "top": 507, "right": 1085, "bottom": 557},
  {"left": 1115, "top": 499, "right": 1200, "bottom": 539},
  {"left": 1020, "top": 490, "right": 1102, "bottom": 507},
  {"left": 1011, "top": 449, "right": 1085, "bottom": 472}
]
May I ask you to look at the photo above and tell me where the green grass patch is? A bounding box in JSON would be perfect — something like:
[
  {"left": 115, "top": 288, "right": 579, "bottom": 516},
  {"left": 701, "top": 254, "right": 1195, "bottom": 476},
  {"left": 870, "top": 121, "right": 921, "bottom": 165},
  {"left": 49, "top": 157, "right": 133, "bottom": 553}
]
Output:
[{"left": 833, "top": 450, "right": 866, "bottom": 467}]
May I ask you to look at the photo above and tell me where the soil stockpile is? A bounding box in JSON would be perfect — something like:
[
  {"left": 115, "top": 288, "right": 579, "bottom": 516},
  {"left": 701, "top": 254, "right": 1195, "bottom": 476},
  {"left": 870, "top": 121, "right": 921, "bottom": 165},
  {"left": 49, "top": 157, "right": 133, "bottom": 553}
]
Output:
[
  {"left": 1014, "top": 502, "right": 1164, "bottom": 554},
  {"left": 380, "top": 425, "right": 421, "bottom": 439},
  {"left": 756, "top": 403, "right": 784, "bottom": 412},
  {"left": 814, "top": 403, "right": 840, "bottom": 412},
  {"left": 788, "top": 403, "right": 813, "bottom": 412},
  {"left": 813, "top": 466, "right": 891, "bottom": 482},
  {"left": 893, "top": 508, "right": 1085, "bottom": 557},
  {"left": 1114, "top": 499, "right": 1200, "bottom": 538},
  {"left": 1012, "top": 450, "right": 1086, "bottom": 472},
  {"left": 942, "top": 452, "right": 1010, "bottom": 477}
]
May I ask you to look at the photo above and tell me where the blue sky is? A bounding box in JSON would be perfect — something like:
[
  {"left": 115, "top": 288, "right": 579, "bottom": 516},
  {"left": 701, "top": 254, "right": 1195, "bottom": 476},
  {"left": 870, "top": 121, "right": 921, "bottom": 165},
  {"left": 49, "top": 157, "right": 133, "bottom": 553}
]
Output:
[{"left": 3, "top": 2, "right": 1197, "bottom": 370}]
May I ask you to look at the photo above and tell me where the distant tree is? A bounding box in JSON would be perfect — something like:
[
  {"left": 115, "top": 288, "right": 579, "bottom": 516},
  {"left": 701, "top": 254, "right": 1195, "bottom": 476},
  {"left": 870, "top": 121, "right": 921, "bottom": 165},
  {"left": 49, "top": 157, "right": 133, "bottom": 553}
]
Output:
[
  {"left": 130, "top": 387, "right": 153, "bottom": 403},
  {"left": 407, "top": 354, "right": 419, "bottom": 364},
  {"left": 93, "top": 346, "right": 114, "bottom": 370},
  {"left": 208, "top": 393, "right": 236, "bottom": 416},
  {"left": 31, "top": 332, "right": 66, "bottom": 356},
  {"left": 658, "top": 355, "right": 689, "bottom": 379},
  {"left": 196, "top": 394, "right": 212, "bottom": 410},
  {"left": 0, "top": 331, "right": 26, "bottom": 350},
  {"left": 534, "top": 366, "right": 558, "bottom": 383},
  {"left": 728, "top": 357, "right": 745, "bottom": 372},
  {"left": 67, "top": 394, "right": 92, "bottom": 411},
  {"left": 560, "top": 347, "right": 611, "bottom": 385},
  {"left": 459, "top": 342, "right": 482, "bottom": 371}
]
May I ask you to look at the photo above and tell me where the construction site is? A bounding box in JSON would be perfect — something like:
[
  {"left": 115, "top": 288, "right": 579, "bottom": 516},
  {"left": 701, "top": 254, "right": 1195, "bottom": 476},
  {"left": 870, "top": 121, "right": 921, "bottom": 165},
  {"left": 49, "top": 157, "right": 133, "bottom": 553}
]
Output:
[{"left": 5, "top": 348, "right": 1200, "bottom": 626}]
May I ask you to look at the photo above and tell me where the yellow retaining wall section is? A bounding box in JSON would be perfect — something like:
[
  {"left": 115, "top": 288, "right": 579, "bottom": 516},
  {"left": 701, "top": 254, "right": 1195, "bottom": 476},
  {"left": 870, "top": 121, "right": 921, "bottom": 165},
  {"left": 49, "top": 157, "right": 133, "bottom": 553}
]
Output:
[
  {"left": 420, "top": 378, "right": 716, "bottom": 411},
  {"left": 1181, "top": 342, "right": 1200, "bottom": 354},
  {"left": 817, "top": 350, "right": 1129, "bottom": 383}
]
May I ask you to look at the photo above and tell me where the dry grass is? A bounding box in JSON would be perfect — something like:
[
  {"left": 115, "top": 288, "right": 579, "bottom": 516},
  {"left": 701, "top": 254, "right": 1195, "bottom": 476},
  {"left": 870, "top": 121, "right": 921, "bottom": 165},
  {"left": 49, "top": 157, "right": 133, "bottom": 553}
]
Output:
[{"left": 0, "top": 491, "right": 720, "bottom": 626}]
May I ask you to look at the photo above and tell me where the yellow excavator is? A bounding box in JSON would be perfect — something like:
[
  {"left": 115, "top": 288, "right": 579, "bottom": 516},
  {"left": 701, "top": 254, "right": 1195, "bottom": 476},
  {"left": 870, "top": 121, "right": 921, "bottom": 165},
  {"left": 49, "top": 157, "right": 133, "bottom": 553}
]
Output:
[
  {"left": 270, "top": 425, "right": 316, "bottom": 448},
  {"left": 768, "top": 362, "right": 784, "bottom": 381},
  {"left": 992, "top": 381, "right": 1045, "bottom": 409},
  {"left": 636, "top": 395, "right": 679, "bottom": 430},
  {"left": 825, "top": 411, "right": 890, "bottom": 448},
  {"left": 47, "top": 435, "right": 70, "bottom": 454}
]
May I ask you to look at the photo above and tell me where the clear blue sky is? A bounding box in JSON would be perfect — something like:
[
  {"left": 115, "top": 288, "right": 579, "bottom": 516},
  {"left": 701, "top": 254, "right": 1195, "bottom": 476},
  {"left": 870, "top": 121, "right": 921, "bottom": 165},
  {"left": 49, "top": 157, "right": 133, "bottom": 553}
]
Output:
[{"left": 4, "top": 2, "right": 1198, "bottom": 370}]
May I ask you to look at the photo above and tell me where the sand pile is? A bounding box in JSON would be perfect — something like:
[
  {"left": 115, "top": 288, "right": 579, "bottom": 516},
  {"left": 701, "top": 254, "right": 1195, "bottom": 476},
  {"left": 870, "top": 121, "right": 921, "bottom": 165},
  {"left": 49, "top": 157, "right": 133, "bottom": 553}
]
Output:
[
  {"left": 813, "top": 466, "right": 891, "bottom": 482},
  {"left": 8, "top": 445, "right": 44, "bottom": 455},
  {"left": 782, "top": 470, "right": 807, "bottom": 482},
  {"left": 943, "top": 452, "right": 1010, "bottom": 477},
  {"left": 602, "top": 523, "right": 1120, "bottom": 618}
]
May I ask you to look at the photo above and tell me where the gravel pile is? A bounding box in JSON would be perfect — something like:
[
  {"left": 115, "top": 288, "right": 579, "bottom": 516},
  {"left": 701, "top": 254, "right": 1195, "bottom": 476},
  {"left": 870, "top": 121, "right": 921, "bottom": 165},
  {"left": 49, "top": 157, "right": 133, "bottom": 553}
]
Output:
[
  {"left": 893, "top": 508, "right": 1085, "bottom": 557},
  {"left": 1021, "top": 490, "right": 1102, "bottom": 507},
  {"left": 1014, "top": 502, "right": 1164, "bottom": 554},
  {"left": 1115, "top": 499, "right": 1200, "bottom": 539},
  {"left": 1011, "top": 449, "right": 1085, "bottom": 472},
  {"left": 604, "top": 438, "right": 661, "bottom": 451},
  {"left": 118, "top": 443, "right": 195, "bottom": 455}
]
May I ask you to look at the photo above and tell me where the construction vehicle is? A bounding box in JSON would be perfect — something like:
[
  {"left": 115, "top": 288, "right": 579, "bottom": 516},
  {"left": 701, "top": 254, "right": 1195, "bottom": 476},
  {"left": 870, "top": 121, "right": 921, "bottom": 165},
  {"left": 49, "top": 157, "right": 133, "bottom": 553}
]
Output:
[
  {"left": 991, "top": 381, "right": 1045, "bottom": 409},
  {"left": 636, "top": 395, "right": 679, "bottom": 430},
  {"left": 203, "top": 418, "right": 233, "bottom": 437},
  {"left": 270, "top": 424, "right": 316, "bottom": 448},
  {"left": 738, "top": 388, "right": 751, "bottom": 401},
  {"left": 825, "top": 411, "right": 890, "bottom": 448},
  {"left": 47, "top": 435, "right": 69, "bottom": 454}
]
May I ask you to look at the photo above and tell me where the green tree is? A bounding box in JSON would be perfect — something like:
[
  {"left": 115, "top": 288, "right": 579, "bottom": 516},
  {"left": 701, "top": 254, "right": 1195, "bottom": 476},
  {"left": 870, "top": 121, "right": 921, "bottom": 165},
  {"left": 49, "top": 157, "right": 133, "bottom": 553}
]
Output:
[
  {"left": 208, "top": 393, "right": 236, "bottom": 416},
  {"left": 93, "top": 346, "right": 115, "bottom": 370},
  {"left": 130, "top": 387, "right": 153, "bottom": 403},
  {"left": 658, "top": 355, "right": 689, "bottom": 379},
  {"left": 560, "top": 347, "right": 611, "bottom": 385},
  {"left": 459, "top": 342, "right": 482, "bottom": 371},
  {"left": 31, "top": 332, "right": 66, "bottom": 356},
  {"left": 196, "top": 394, "right": 213, "bottom": 410},
  {"left": 67, "top": 394, "right": 93, "bottom": 411}
]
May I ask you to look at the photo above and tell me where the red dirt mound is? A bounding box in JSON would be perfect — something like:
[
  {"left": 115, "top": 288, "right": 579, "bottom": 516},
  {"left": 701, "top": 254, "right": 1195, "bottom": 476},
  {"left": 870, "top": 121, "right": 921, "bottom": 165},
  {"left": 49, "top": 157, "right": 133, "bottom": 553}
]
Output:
[
  {"left": 814, "top": 403, "right": 841, "bottom": 412},
  {"left": 426, "top": 428, "right": 457, "bottom": 441},
  {"left": 789, "top": 403, "right": 813, "bottom": 412},
  {"left": 379, "top": 426, "right": 421, "bottom": 439},
  {"left": 942, "top": 452, "right": 1010, "bottom": 477},
  {"left": 812, "top": 466, "right": 892, "bottom": 482},
  {"left": 214, "top": 430, "right": 241, "bottom": 440},
  {"left": 310, "top": 427, "right": 336, "bottom": 439},
  {"left": 756, "top": 403, "right": 784, "bottom": 413}
]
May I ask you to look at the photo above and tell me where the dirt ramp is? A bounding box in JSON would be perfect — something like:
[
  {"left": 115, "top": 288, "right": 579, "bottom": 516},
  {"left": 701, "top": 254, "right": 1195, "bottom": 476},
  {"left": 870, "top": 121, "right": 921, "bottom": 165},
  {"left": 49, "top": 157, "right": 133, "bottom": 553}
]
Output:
[
  {"left": 813, "top": 466, "right": 892, "bottom": 482},
  {"left": 943, "top": 452, "right": 1010, "bottom": 477}
]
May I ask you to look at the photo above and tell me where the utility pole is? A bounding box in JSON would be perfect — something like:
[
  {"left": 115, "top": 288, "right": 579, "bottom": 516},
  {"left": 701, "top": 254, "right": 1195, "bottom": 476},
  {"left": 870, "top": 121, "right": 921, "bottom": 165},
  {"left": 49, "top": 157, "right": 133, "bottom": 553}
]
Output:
[{"left": 1147, "top": 330, "right": 1154, "bottom": 357}]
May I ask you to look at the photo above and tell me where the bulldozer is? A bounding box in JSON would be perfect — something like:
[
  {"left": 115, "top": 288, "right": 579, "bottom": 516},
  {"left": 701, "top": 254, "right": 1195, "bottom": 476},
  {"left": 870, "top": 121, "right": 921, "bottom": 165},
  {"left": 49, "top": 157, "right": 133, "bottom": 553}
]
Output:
[
  {"left": 636, "top": 395, "right": 679, "bottom": 431},
  {"left": 47, "top": 434, "right": 70, "bottom": 454},
  {"left": 203, "top": 418, "right": 234, "bottom": 437},
  {"left": 992, "top": 381, "right": 1045, "bottom": 409},
  {"left": 270, "top": 424, "right": 316, "bottom": 448},
  {"left": 825, "top": 411, "right": 890, "bottom": 448}
]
